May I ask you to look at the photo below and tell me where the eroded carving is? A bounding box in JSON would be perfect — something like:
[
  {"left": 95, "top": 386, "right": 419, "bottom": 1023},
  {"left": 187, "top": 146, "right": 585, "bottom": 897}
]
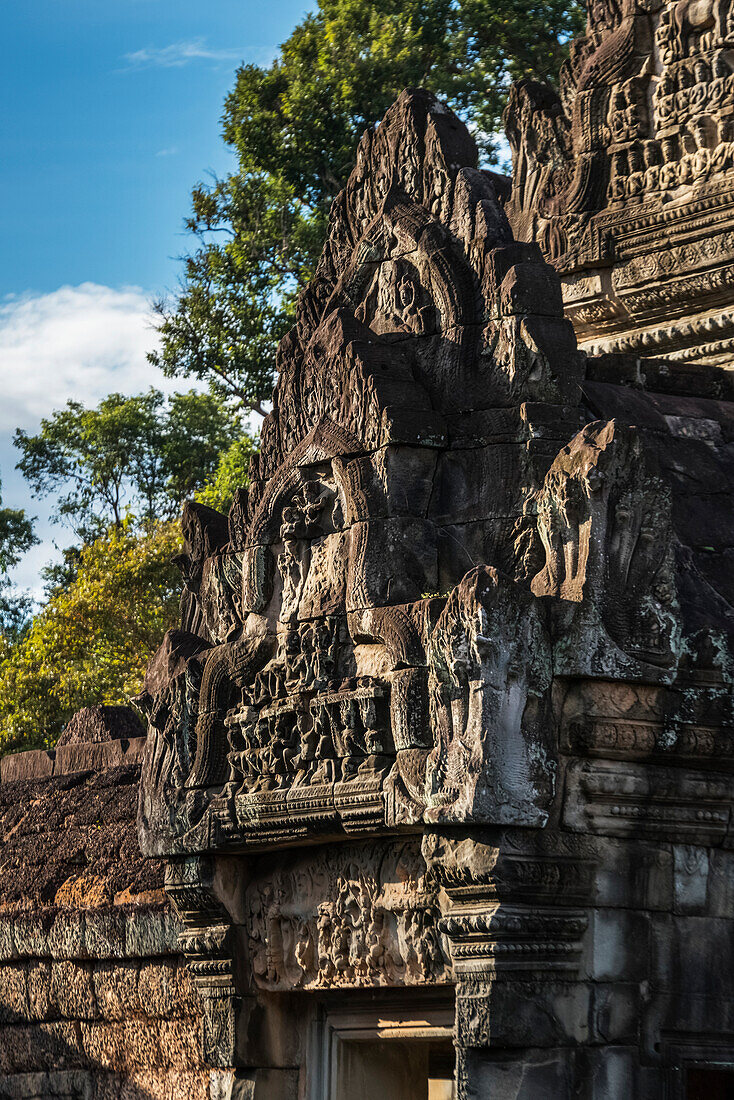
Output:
[{"left": 245, "top": 840, "right": 450, "bottom": 990}]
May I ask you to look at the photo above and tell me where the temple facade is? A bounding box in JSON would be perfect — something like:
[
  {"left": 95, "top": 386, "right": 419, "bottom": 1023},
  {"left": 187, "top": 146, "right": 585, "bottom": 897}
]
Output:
[
  {"left": 136, "top": 17, "right": 734, "bottom": 1094},
  {"left": 2, "top": 1, "right": 734, "bottom": 1096}
]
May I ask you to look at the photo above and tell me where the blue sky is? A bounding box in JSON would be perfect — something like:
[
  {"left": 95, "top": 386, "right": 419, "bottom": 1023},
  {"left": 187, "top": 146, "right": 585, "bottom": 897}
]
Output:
[{"left": 0, "top": 0, "right": 311, "bottom": 592}]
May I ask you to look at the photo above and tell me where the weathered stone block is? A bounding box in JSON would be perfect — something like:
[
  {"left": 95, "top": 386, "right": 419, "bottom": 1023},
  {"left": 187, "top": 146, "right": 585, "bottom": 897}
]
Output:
[
  {"left": 673, "top": 845, "right": 710, "bottom": 915},
  {"left": 47, "top": 911, "right": 85, "bottom": 961},
  {"left": 83, "top": 909, "right": 126, "bottom": 960},
  {"left": 124, "top": 907, "right": 175, "bottom": 959},
  {"left": 137, "top": 960, "right": 181, "bottom": 1019},
  {"left": 296, "top": 531, "right": 348, "bottom": 619},
  {"left": 347, "top": 519, "right": 438, "bottom": 610},
  {"left": 26, "top": 961, "right": 52, "bottom": 1022},
  {"left": 50, "top": 961, "right": 97, "bottom": 1020},
  {"left": 500, "top": 262, "right": 564, "bottom": 318},
  {"left": 0, "top": 750, "right": 55, "bottom": 783},
  {"left": 589, "top": 983, "right": 640, "bottom": 1045},
  {"left": 0, "top": 963, "right": 28, "bottom": 1024},
  {"left": 589, "top": 909, "right": 650, "bottom": 982},
  {"left": 338, "top": 445, "right": 438, "bottom": 523},
  {"left": 462, "top": 1046, "right": 574, "bottom": 1097},
  {"left": 226, "top": 1069, "right": 299, "bottom": 1100},
  {"left": 429, "top": 445, "right": 538, "bottom": 525},
  {"left": 591, "top": 838, "right": 673, "bottom": 912},
  {"left": 0, "top": 915, "right": 16, "bottom": 962},
  {"left": 0, "top": 1022, "right": 82, "bottom": 1073},
  {"left": 379, "top": 405, "right": 448, "bottom": 448},
  {"left": 92, "top": 961, "right": 140, "bottom": 1020},
  {"left": 456, "top": 980, "right": 592, "bottom": 1049}
]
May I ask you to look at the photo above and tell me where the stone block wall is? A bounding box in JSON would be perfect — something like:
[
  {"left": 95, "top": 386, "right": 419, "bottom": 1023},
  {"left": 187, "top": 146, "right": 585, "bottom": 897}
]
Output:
[{"left": 0, "top": 728, "right": 209, "bottom": 1100}]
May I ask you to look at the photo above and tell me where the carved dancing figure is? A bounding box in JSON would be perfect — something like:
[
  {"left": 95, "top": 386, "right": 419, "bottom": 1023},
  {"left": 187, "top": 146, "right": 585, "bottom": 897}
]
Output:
[
  {"left": 264, "top": 900, "right": 285, "bottom": 985},
  {"left": 312, "top": 706, "right": 337, "bottom": 784},
  {"left": 316, "top": 904, "right": 335, "bottom": 984},
  {"left": 340, "top": 697, "right": 363, "bottom": 779},
  {"left": 359, "top": 694, "right": 385, "bottom": 756}
]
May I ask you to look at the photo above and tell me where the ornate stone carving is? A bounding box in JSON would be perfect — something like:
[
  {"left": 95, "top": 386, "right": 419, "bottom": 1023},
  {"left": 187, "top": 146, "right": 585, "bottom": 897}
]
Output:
[
  {"left": 531, "top": 418, "right": 681, "bottom": 674},
  {"left": 139, "top": 90, "right": 582, "bottom": 861},
  {"left": 136, "top": 80, "right": 734, "bottom": 1095},
  {"left": 425, "top": 566, "right": 555, "bottom": 825},
  {"left": 505, "top": 0, "right": 734, "bottom": 365},
  {"left": 245, "top": 839, "right": 450, "bottom": 991},
  {"left": 164, "top": 856, "right": 237, "bottom": 1069}
]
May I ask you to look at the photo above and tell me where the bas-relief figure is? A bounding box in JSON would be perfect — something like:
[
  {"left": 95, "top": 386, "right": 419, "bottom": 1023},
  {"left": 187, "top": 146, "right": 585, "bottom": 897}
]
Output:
[
  {"left": 137, "top": 43, "right": 734, "bottom": 1099},
  {"left": 505, "top": 0, "right": 734, "bottom": 368}
]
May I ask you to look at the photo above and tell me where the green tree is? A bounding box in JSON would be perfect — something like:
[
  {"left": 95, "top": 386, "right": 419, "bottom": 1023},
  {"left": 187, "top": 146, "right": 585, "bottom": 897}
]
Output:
[
  {"left": 0, "top": 474, "right": 37, "bottom": 642},
  {"left": 150, "top": 0, "right": 584, "bottom": 413},
  {"left": 196, "top": 436, "right": 258, "bottom": 513},
  {"left": 0, "top": 477, "right": 36, "bottom": 576},
  {"left": 0, "top": 521, "right": 182, "bottom": 755},
  {"left": 14, "top": 389, "right": 245, "bottom": 540}
]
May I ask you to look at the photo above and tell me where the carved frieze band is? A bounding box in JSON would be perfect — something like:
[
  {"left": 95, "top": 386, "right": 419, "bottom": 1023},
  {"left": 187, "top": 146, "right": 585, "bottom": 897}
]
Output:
[
  {"left": 244, "top": 840, "right": 452, "bottom": 991},
  {"left": 440, "top": 905, "right": 588, "bottom": 979},
  {"left": 565, "top": 718, "right": 734, "bottom": 766},
  {"left": 563, "top": 760, "right": 733, "bottom": 842}
]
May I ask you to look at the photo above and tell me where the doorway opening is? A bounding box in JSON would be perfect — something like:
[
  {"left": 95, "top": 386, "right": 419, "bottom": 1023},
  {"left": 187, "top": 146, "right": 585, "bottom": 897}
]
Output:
[
  {"left": 687, "top": 1067, "right": 734, "bottom": 1100},
  {"left": 308, "top": 996, "right": 456, "bottom": 1100}
]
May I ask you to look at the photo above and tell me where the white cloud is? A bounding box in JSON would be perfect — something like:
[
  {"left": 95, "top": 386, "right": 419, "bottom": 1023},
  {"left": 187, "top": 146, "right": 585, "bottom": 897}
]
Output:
[
  {"left": 0, "top": 283, "right": 174, "bottom": 597},
  {"left": 155, "top": 146, "right": 179, "bottom": 157},
  {"left": 0, "top": 283, "right": 165, "bottom": 435},
  {"left": 122, "top": 37, "right": 249, "bottom": 69}
]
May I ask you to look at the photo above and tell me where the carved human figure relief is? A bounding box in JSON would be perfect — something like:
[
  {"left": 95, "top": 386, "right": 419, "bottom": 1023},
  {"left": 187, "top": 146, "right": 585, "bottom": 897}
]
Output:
[
  {"left": 531, "top": 421, "right": 680, "bottom": 670},
  {"left": 244, "top": 841, "right": 450, "bottom": 991},
  {"left": 425, "top": 565, "right": 555, "bottom": 826}
]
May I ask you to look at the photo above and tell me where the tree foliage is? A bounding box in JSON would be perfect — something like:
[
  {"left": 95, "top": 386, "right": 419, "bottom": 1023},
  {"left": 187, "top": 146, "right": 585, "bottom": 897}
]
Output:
[
  {"left": 0, "top": 521, "right": 182, "bottom": 754},
  {"left": 0, "top": 476, "right": 36, "bottom": 576},
  {"left": 196, "top": 436, "right": 258, "bottom": 513},
  {"left": 0, "top": 475, "right": 37, "bottom": 643},
  {"left": 14, "top": 389, "right": 243, "bottom": 540},
  {"left": 151, "top": 0, "right": 584, "bottom": 413},
  {"left": 2, "top": 0, "right": 586, "bottom": 753},
  {"left": 3, "top": 390, "right": 257, "bottom": 750}
]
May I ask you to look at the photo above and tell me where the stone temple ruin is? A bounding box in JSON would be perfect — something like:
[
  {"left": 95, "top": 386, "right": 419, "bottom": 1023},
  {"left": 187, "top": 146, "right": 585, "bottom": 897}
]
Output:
[{"left": 3, "top": 0, "right": 734, "bottom": 1096}]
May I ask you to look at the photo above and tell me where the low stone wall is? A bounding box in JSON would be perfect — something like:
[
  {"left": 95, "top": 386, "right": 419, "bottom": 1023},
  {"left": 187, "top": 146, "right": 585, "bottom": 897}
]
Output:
[{"left": 0, "top": 734, "right": 209, "bottom": 1100}]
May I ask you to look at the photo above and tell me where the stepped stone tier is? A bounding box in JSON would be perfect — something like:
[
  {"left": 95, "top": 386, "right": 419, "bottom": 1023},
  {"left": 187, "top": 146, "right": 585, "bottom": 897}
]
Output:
[
  {"left": 135, "top": 78, "right": 734, "bottom": 1100},
  {"left": 505, "top": 0, "right": 734, "bottom": 366}
]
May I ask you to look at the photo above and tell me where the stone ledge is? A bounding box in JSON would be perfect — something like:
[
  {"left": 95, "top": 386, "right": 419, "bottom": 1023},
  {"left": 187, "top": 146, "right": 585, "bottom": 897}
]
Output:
[
  {"left": 0, "top": 738, "right": 147, "bottom": 786},
  {"left": 0, "top": 906, "right": 181, "bottom": 962}
]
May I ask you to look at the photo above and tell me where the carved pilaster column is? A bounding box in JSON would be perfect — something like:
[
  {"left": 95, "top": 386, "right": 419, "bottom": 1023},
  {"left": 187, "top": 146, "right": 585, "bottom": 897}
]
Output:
[
  {"left": 424, "top": 829, "right": 592, "bottom": 1094},
  {"left": 165, "top": 855, "right": 238, "bottom": 1068}
]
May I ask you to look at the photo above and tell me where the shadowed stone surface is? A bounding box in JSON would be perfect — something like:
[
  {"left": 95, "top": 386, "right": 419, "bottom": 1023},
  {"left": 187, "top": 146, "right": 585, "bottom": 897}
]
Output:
[{"left": 56, "top": 706, "right": 144, "bottom": 747}]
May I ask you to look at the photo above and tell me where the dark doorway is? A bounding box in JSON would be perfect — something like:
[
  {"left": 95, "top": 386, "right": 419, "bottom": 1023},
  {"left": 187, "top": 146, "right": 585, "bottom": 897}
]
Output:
[{"left": 687, "top": 1067, "right": 734, "bottom": 1099}]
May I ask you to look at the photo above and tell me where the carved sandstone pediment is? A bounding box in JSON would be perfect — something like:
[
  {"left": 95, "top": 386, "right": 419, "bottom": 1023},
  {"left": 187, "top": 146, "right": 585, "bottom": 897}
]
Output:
[{"left": 140, "top": 89, "right": 734, "bottom": 870}]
